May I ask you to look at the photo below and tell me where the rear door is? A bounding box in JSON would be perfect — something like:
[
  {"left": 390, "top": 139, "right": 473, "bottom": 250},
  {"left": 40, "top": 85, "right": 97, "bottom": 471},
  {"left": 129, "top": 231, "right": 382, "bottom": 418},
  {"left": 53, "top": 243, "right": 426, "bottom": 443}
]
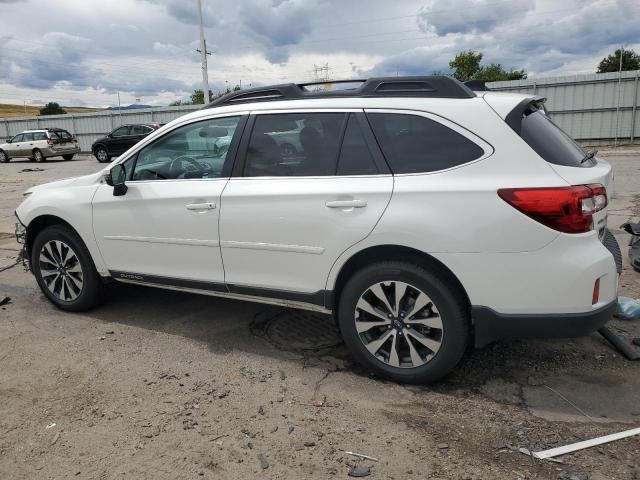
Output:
[{"left": 219, "top": 110, "right": 393, "bottom": 302}]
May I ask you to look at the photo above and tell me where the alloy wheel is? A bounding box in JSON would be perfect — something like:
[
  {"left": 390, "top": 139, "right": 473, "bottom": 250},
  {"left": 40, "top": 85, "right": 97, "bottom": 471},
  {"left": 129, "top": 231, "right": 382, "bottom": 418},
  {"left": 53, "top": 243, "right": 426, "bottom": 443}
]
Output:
[
  {"left": 34, "top": 150, "right": 43, "bottom": 162},
  {"left": 97, "top": 149, "right": 108, "bottom": 162},
  {"left": 354, "top": 281, "right": 443, "bottom": 368},
  {"left": 39, "top": 240, "right": 84, "bottom": 301}
]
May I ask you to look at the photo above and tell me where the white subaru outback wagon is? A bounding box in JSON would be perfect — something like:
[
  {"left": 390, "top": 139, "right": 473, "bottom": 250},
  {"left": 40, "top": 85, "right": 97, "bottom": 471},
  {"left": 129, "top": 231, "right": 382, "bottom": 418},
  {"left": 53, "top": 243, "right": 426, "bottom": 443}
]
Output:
[{"left": 15, "top": 76, "right": 618, "bottom": 384}]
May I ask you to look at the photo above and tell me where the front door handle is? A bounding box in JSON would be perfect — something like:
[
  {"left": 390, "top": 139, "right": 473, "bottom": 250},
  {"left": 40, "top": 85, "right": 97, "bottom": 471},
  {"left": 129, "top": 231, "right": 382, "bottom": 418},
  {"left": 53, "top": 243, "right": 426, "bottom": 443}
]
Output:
[
  {"left": 325, "top": 199, "right": 367, "bottom": 208},
  {"left": 186, "top": 202, "right": 216, "bottom": 211}
]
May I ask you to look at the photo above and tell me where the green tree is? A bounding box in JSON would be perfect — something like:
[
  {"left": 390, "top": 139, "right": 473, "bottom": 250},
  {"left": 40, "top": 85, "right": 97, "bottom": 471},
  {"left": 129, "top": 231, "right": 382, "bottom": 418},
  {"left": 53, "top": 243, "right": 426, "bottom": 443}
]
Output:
[
  {"left": 448, "top": 50, "right": 527, "bottom": 82},
  {"left": 597, "top": 48, "right": 640, "bottom": 73},
  {"left": 169, "top": 99, "right": 184, "bottom": 106},
  {"left": 190, "top": 89, "right": 215, "bottom": 105},
  {"left": 233, "top": 84, "right": 241, "bottom": 91},
  {"left": 39, "top": 102, "right": 67, "bottom": 116}
]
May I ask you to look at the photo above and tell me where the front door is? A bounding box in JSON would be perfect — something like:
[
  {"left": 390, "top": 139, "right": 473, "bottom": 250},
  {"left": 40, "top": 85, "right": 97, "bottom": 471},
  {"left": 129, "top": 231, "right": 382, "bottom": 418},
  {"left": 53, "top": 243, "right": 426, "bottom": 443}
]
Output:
[
  {"left": 6, "top": 134, "right": 23, "bottom": 156},
  {"left": 109, "top": 125, "right": 135, "bottom": 156},
  {"left": 92, "top": 115, "right": 245, "bottom": 286},
  {"left": 220, "top": 111, "right": 393, "bottom": 300}
]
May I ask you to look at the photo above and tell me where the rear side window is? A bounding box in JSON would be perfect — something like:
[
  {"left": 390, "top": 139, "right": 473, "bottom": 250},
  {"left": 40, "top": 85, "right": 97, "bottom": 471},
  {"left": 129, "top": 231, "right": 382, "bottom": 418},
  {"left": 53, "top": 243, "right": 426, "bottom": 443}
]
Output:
[
  {"left": 132, "top": 125, "right": 153, "bottom": 135},
  {"left": 520, "top": 110, "right": 589, "bottom": 167},
  {"left": 367, "top": 113, "right": 484, "bottom": 174},
  {"left": 337, "top": 115, "right": 378, "bottom": 175},
  {"left": 244, "top": 113, "right": 344, "bottom": 177},
  {"left": 23, "top": 133, "right": 34, "bottom": 141}
]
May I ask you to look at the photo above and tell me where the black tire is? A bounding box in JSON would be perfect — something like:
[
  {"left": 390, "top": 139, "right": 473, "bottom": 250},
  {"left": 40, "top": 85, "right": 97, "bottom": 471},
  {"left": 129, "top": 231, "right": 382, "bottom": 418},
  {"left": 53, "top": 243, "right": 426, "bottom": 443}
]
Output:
[
  {"left": 31, "top": 225, "right": 104, "bottom": 311},
  {"left": 33, "top": 149, "right": 45, "bottom": 162},
  {"left": 0, "top": 150, "right": 9, "bottom": 163},
  {"left": 94, "top": 147, "right": 110, "bottom": 163},
  {"left": 337, "top": 261, "right": 469, "bottom": 384},
  {"left": 62, "top": 154, "right": 75, "bottom": 161}
]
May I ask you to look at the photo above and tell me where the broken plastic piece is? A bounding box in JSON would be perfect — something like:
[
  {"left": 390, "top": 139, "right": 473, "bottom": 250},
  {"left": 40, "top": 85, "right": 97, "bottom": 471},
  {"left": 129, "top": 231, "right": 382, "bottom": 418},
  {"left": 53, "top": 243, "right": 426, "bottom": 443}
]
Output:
[
  {"left": 614, "top": 296, "right": 640, "bottom": 321},
  {"left": 532, "top": 427, "right": 640, "bottom": 459}
]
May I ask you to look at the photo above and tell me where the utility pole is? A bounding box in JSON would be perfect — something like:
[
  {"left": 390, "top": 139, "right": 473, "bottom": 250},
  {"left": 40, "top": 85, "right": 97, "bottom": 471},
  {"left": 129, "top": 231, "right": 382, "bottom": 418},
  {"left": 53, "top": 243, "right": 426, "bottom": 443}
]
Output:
[
  {"left": 197, "top": 0, "right": 211, "bottom": 104},
  {"left": 313, "top": 63, "right": 331, "bottom": 82},
  {"left": 117, "top": 91, "right": 122, "bottom": 117},
  {"left": 614, "top": 46, "right": 624, "bottom": 148}
]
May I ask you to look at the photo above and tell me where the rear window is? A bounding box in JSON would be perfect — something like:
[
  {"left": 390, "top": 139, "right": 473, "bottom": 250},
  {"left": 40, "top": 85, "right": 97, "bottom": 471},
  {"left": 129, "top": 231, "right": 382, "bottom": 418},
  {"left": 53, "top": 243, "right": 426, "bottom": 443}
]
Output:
[
  {"left": 519, "top": 110, "right": 590, "bottom": 167},
  {"left": 50, "top": 130, "right": 72, "bottom": 140},
  {"left": 367, "top": 113, "right": 485, "bottom": 174}
]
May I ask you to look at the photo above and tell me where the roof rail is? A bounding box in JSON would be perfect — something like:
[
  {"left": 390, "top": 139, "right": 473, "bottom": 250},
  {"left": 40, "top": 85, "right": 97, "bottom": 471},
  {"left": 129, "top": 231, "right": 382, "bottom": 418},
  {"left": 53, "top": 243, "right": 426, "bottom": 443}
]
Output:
[
  {"left": 464, "top": 80, "right": 490, "bottom": 91},
  {"left": 204, "top": 76, "right": 475, "bottom": 108}
]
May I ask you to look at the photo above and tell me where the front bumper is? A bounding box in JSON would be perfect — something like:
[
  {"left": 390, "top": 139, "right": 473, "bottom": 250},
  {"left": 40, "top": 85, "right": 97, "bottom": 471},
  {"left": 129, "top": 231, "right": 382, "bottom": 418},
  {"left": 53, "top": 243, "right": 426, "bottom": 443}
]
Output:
[
  {"left": 14, "top": 216, "right": 29, "bottom": 271},
  {"left": 472, "top": 300, "right": 616, "bottom": 347}
]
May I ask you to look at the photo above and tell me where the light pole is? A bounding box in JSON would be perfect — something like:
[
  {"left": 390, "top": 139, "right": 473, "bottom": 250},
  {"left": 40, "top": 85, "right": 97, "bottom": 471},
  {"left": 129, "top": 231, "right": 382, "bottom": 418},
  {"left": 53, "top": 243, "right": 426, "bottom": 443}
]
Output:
[{"left": 197, "top": 0, "right": 211, "bottom": 104}]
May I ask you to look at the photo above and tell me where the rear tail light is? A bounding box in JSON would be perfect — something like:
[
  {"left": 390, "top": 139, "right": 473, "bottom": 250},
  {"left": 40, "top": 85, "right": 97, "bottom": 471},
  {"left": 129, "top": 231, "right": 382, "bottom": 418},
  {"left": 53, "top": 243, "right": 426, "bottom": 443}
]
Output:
[
  {"left": 72, "top": 137, "right": 78, "bottom": 144},
  {"left": 47, "top": 138, "right": 59, "bottom": 145},
  {"left": 498, "top": 184, "right": 607, "bottom": 234}
]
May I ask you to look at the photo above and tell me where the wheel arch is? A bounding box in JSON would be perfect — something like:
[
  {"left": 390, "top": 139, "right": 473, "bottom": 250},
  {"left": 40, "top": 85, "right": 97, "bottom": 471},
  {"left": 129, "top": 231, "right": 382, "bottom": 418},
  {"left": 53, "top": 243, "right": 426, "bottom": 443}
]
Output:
[
  {"left": 26, "top": 215, "right": 84, "bottom": 263},
  {"left": 328, "top": 244, "right": 471, "bottom": 313},
  {"left": 93, "top": 143, "right": 107, "bottom": 155}
]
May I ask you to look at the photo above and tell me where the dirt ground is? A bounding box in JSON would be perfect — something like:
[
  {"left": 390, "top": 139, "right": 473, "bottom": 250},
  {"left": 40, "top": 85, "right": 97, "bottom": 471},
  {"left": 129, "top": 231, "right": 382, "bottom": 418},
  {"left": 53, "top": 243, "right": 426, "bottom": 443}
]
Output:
[{"left": 1, "top": 152, "right": 639, "bottom": 480}]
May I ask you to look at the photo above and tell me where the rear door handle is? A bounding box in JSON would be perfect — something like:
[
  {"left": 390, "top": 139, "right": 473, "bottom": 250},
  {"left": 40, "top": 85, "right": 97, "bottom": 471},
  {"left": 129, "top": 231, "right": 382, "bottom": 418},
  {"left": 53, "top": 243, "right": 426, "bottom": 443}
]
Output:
[
  {"left": 186, "top": 202, "right": 216, "bottom": 211},
  {"left": 325, "top": 199, "right": 367, "bottom": 208}
]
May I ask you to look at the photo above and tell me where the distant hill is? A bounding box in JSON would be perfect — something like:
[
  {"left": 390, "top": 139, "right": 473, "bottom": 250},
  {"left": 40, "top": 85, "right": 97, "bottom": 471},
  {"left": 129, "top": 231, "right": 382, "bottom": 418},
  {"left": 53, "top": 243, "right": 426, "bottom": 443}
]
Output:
[
  {"left": 0, "top": 103, "right": 102, "bottom": 118},
  {"left": 107, "top": 104, "right": 154, "bottom": 110}
]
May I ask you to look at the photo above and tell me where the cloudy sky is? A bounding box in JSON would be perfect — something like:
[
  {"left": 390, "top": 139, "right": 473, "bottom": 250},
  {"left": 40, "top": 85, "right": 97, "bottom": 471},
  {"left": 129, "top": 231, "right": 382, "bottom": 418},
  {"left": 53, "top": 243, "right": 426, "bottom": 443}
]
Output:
[{"left": 0, "top": 0, "right": 638, "bottom": 107}]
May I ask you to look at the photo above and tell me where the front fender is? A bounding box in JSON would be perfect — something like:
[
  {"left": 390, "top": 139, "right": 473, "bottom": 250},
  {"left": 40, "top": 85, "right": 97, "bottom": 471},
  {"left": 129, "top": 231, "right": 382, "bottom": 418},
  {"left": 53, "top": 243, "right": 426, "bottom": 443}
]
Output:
[{"left": 16, "top": 184, "right": 107, "bottom": 274}]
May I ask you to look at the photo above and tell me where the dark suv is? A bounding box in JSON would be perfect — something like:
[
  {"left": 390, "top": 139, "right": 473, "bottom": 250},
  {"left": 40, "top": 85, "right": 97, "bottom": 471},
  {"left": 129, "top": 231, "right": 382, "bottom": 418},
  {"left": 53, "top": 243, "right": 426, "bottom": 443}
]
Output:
[{"left": 92, "top": 123, "right": 164, "bottom": 163}]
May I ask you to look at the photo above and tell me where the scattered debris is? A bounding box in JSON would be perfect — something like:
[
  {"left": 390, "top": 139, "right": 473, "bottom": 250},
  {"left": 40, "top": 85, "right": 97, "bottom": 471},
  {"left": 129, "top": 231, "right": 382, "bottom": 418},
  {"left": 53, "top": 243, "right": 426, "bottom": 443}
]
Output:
[
  {"left": 543, "top": 385, "right": 595, "bottom": 421},
  {"left": 0, "top": 296, "right": 10, "bottom": 306},
  {"left": 311, "top": 393, "right": 327, "bottom": 407},
  {"left": 279, "top": 370, "right": 286, "bottom": 380},
  {"left": 270, "top": 426, "right": 278, "bottom": 433},
  {"left": 288, "top": 426, "right": 294, "bottom": 434},
  {"left": 51, "top": 432, "right": 60, "bottom": 445},
  {"left": 348, "top": 464, "right": 371, "bottom": 477},
  {"left": 345, "top": 451, "right": 379, "bottom": 462},
  {"left": 105, "top": 331, "right": 115, "bottom": 335},
  {"left": 19, "top": 168, "right": 44, "bottom": 172},
  {"left": 614, "top": 296, "right": 640, "bottom": 320},
  {"left": 304, "top": 441, "right": 316, "bottom": 447},
  {"left": 46, "top": 423, "right": 56, "bottom": 429},
  {"left": 98, "top": 336, "right": 105, "bottom": 341},
  {"left": 519, "top": 448, "right": 563, "bottom": 464},
  {"left": 598, "top": 326, "right": 640, "bottom": 361},
  {"left": 531, "top": 427, "right": 640, "bottom": 460},
  {"left": 258, "top": 405, "right": 265, "bottom": 415},
  {"left": 257, "top": 453, "right": 269, "bottom": 469},
  {"left": 437, "top": 443, "right": 449, "bottom": 450}
]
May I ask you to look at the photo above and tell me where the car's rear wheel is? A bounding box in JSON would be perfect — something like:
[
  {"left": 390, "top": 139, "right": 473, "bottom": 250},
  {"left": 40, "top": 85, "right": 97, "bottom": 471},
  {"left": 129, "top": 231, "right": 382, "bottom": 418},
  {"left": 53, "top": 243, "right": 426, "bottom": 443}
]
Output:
[
  {"left": 0, "top": 150, "right": 8, "bottom": 163},
  {"left": 62, "top": 154, "right": 75, "bottom": 161},
  {"left": 31, "top": 225, "right": 104, "bottom": 311},
  {"left": 95, "top": 147, "right": 110, "bottom": 163},
  {"left": 33, "top": 149, "right": 45, "bottom": 162},
  {"left": 337, "top": 261, "right": 469, "bottom": 384}
]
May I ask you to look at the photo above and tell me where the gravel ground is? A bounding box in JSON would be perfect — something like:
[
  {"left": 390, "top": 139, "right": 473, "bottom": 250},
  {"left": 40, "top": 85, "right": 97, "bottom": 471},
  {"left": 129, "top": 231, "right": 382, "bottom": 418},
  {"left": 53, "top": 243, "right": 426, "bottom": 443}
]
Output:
[{"left": 1, "top": 152, "right": 639, "bottom": 479}]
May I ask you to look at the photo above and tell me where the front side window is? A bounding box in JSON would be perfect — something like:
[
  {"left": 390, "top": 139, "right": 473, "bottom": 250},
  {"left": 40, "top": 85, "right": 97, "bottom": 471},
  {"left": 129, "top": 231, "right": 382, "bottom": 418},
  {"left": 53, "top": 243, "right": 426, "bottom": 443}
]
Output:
[
  {"left": 368, "top": 113, "right": 485, "bottom": 174},
  {"left": 112, "top": 126, "right": 130, "bottom": 137},
  {"left": 12, "top": 134, "right": 24, "bottom": 142},
  {"left": 244, "top": 113, "right": 344, "bottom": 177},
  {"left": 130, "top": 116, "right": 241, "bottom": 181}
]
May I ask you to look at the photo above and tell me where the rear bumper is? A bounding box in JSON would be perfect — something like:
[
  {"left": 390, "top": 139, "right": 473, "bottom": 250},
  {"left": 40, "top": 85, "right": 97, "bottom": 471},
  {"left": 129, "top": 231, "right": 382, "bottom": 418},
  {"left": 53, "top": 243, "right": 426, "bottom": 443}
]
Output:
[
  {"left": 44, "top": 145, "right": 81, "bottom": 157},
  {"left": 472, "top": 300, "right": 616, "bottom": 347}
]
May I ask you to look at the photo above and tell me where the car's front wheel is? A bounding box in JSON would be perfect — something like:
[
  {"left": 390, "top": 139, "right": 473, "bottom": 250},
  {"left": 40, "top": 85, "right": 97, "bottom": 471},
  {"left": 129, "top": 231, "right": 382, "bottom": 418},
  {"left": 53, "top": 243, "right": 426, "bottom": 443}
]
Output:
[
  {"left": 62, "top": 154, "right": 75, "bottom": 161},
  {"left": 94, "top": 147, "right": 110, "bottom": 163},
  {"left": 337, "top": 261, "right": 469, "bottom": 384},
  {"left": 0, "top": 150, "right": 9, "bottom": 163},
  {"left": 31, "top": 225, "right": 104, "bottom": 311}
]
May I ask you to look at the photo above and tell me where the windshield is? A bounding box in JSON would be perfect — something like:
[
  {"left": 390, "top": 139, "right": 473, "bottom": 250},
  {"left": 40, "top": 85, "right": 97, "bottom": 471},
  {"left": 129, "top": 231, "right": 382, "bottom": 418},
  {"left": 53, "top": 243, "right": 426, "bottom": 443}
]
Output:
[{"left": 519, "top": 110, "right": 593, "bottom": 167}]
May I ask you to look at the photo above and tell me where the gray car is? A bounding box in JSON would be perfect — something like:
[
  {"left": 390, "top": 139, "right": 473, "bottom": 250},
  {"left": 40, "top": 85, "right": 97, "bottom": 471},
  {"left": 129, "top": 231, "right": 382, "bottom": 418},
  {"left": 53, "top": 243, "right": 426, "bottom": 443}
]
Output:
[{"left": 0, "top": 128, "right": 81, "bottom": 163}]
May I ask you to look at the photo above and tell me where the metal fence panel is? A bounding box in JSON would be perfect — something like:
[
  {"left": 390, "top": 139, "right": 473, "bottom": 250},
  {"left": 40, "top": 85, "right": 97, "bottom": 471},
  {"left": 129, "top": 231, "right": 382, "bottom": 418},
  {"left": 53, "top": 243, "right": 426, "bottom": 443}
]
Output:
[
  {"left": 488, "top": 69, "right": 640, "bottom": 144},
  {"left": 2, "top": 71, "right": 639, "bottom": 150}
]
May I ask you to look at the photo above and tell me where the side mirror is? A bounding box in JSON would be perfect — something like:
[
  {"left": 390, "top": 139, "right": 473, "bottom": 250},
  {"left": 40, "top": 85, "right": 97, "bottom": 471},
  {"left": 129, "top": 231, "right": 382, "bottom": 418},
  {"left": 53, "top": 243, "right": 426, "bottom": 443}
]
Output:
[
  {"left": 6, "top": 138, "right": 12, "bottom": 143},
  {"left": 110, "top": 164, "right": 128, "bottom": 196}
]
